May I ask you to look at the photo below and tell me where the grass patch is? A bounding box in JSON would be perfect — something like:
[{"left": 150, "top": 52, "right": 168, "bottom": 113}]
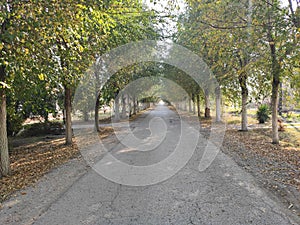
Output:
[{"left": 224, "top": 113, "right": 258, "bottom": 125}]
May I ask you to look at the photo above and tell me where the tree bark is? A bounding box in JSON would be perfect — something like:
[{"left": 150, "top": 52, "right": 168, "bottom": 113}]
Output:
[
  {"left": 239, "top": 72, "right": 248, "bottom": 131},
  {"left": 121, "top": 94, "right": 126, "bottom": 119},
  {"left": 278, "top": 82, "right": 283, "bottom": 116},
  {"left": 114, "top": 97, "right": 120, "bottom": 121},
  {"left": 271, "top": 76, "right": 280, "bottom": 144},
  {"left": 136, "top": 99, "right": 139, "bottom": 113},
  {"left": 128, "top": 94, "right": 132, "bottom": 117},
  {"left": 270, "top": 42, "right": 280, "bottom": 144},
  {"left": 133, "top": 95, "right": 137, "bottom": 115},
  {"left": 94, "top": 91, "right": 101, "bottom": 132},
  {"left": 188, "top": 96, "right": 192, "bottom": 113},
  {"left": 0, "top": 65, "right": 10, "bottom": 176},
  {"left": 192, "top": 94, "right": 196, "bottom": 114},
  {"left": 83, "top": 109, "right": 89, "bottom": 121},
  {"left": 44, "top": 112, "right": 49, "bottom": 122},
  {"left": 196, "top": 94, "right": 200, "bottom": 118},
  {"left": 94, "top": 68, "right": 101, "bottom": 132},
  {"left": 215, "top": 86, "right": 222, "bottom": 122},
  {"left": 204, "top": 89, "right": 211, "bottom": 118},
  {"left": 64, "top": 86, "right": 72, "bottom": 145}
]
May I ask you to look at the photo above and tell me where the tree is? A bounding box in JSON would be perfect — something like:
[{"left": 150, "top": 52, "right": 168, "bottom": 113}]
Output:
[
  {"left": 90, "top": 1, "right": 159, "bottom": 129},
  {"left": 37, "top": 1, "right": 115, "bottom": 144},
  {"left": 176, "top": 0, "right": 299, "bottom": 139},
  {"left": 0, "top": 65, "right": 9, "bottom": 176},
  {"left": 252, "top": 0, "right": 298, "bottom": 143},
  {"left": 0, "top": 0, "right": 44, "bottom": 176},
  {"left": 177, "top": 0, "right": 258, "bottom": 129}
]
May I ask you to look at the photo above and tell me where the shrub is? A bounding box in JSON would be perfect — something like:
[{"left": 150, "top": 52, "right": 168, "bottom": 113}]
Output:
[
  {"left": 256, "top": 104, "right": 270, "bottom": 124},
  {"left": 19, "top": 122, "right": 65, "bottom": 137},
  {"left": 7, "top": 113, "right": 24, "bottom": 136}
]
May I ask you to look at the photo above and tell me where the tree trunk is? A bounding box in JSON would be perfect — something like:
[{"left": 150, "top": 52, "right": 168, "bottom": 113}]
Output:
[
  {"left": 192, "top": 94, "right": 196, "bottom": 114},
  {"left": 239, "top": 72, "right": 248, "bottom": 131},
  {"left": 271, "top": 77, "right": 280, "bottom": 144},
  {"left": 270, "top": 42, "right": 280, "bottom": 144},
  {"left": 196, "top": 94, "right": 200, "bottom": 118},
  {"left": 278, "top": 82, "right": 283, "bottom": 116},
  {"left": 215, "top": 86, "right": 222, "bottom": 122},
  {"left": 114, "top": 97, "right": 120, "bottom": 121},
  {"left": 121, "top": 94, "right": 126, "bottom": 119},
  {"left": 136, "top": 99, "right": 139, "bottom": 113},
  {"left": 128, "top": 94, "right": 132, "bottom": 117},
  {"left": 204, "top": 89, "right": 211, "bottom": 118},
  {"left": 94, "top": 91, "right": 101, "bottom": 132},
  {"left": 94, "top": 68, "right": 101, "bottom": 131},
  {"left": 188, "top": 96, "right": 192, "bottom": 113},
  {"left": 44, "top": 112, "right": 49, "bottom": 122},
  {"left": 64, "top": 86, "right": 72, "bottom": 145},
  {"left": 133, "top": 96, "right": 137, "bottom": 115},
  {"left": 83, "top": 109, "right": 89, "bottom": 122},
  {"left": 0, "top": 65, "right": 10, "bottom": 176}
]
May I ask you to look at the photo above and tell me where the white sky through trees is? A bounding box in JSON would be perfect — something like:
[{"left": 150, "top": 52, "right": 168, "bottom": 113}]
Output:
[{"left": 143, "top": 0, "right": 298, "bottom": 39}]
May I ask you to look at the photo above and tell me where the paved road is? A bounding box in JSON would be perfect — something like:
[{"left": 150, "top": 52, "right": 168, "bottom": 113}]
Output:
[{"left": 0, "top": 106, "right": 299, "bottom": 225}]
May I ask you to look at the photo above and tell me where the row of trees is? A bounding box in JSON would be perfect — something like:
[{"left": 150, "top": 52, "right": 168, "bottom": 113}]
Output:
[
  {"left": 175, "top": 0, "right": 299, "bottom": 142},
  {"left": 74, "top": 61, "right": 162, "bottom": 131},
  {"left": 0, "top": 0, "right": 159, "bottom": 177}
]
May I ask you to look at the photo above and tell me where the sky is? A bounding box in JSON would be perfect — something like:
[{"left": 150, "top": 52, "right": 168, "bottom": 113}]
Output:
[
  {"left": 280, "top": 0, "right": 298, "bottom": 9},
  {"left": 143, "top": 0, "right": 187, "bottom": 36},
  {"left": 143, "top": 0, "right": 298, "bottom": 11},
  {"left": 142, "top": 0, "right": 298, "bottom": 38}
]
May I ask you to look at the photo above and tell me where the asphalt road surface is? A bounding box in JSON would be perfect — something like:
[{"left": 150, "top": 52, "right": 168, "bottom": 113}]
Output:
[{"left": 0, "top": 105, "right": 299, "bottom": 225}]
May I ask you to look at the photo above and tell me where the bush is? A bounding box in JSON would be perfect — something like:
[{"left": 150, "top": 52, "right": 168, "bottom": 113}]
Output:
[
  {"left": 7, "top": 114, "right": 24, "bottom": 136},
  {"left": 19, "top": 122, "right": 65, "bottom": 137},
  {"left": 256, "top": 104, "right": 270, "bottom": 124}
]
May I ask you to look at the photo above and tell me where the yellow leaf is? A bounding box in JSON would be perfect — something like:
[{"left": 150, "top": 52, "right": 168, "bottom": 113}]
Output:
[
  {"left": 78, "top": 45, "right": 84, "bottom": 53},
  {"left": 24, "top": 48, "right": 29, "bottom": 55},
  {"left": 38, "top": 73, "right": 45, "bottom": 81}
]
